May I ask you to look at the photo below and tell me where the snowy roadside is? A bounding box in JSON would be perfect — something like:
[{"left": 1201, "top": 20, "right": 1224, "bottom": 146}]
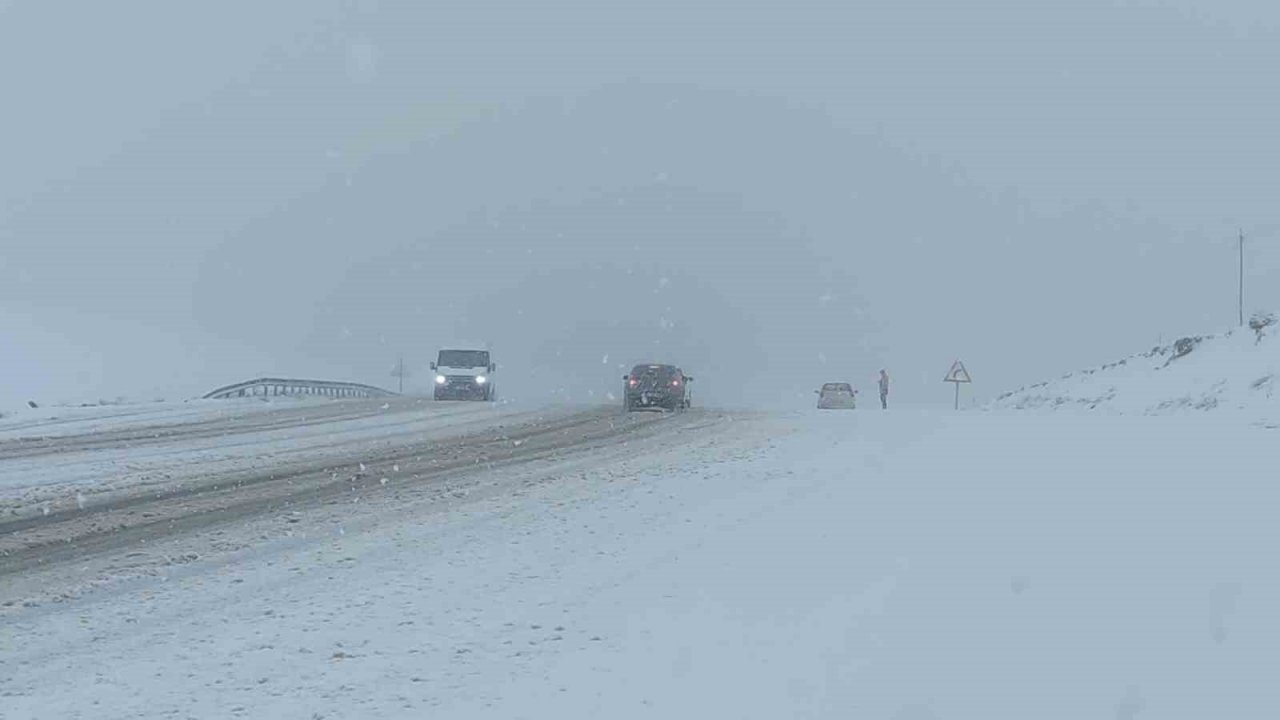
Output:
[
  {"left": 3, "top": 409, "right": 1276, "bottom": 719},
  {"left": 991, "top": 324, "right": 1280, "bottom": 420},
  {"left": 0, "top": 397, "right": 305, "bottom": 442}
]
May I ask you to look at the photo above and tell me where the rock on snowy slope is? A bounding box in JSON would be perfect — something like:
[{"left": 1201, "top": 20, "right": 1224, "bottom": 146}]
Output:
[{"left": 990, "top": 316, "right": 1279, "bottom": 416}]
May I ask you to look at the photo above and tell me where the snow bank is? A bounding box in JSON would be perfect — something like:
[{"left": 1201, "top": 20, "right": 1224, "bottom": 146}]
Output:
[
  {"left": 0, "top": 396, "right": 315, "bottom": 442},
  {"left": 990, "top": 319, "right": 1279, "bottom": 417}
]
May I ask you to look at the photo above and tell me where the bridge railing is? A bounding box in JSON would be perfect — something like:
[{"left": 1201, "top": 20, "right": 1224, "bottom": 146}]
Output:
[{"left": 202, "top": 378, "right": 398, "bottom": 400}]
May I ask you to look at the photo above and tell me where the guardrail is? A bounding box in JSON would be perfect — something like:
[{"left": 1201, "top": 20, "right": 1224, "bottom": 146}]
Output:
[{"left": 202, "top": 378, "right": 398, "bottom": 400}]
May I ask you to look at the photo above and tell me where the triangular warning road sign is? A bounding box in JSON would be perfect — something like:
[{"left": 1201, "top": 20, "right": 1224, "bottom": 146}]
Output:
[{"left": 944, "top": 360, "right": 972, "bottom": 383}]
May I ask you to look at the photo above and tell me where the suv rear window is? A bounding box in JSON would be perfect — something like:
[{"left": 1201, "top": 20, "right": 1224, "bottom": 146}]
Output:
[{"left": 632, "top": 365, "right": 677, "bottom": 377}]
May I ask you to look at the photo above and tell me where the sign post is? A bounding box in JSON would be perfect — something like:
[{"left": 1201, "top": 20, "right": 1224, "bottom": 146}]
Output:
[
  {"left": 390, "top": 354, "right": 409, "bottom": 394},
  {"left": 944, "top": 360, "right": 972, "bottom": 410}
]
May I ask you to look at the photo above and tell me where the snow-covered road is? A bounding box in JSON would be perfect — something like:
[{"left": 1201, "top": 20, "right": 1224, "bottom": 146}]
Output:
[
  {"left": 0, "top": 399, "right": 687, "bottom": 598},
  {"left": 0, "top": 397, "right": 576, "bottom": 520},
  {"left": 3, "top": 409, "right": 1278, "bottom": 719}
]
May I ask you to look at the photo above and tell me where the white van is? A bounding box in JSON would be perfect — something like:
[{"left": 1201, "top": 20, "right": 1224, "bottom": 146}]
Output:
[{"left": 431, "top": 349, "right": 496, "bottom": 401}]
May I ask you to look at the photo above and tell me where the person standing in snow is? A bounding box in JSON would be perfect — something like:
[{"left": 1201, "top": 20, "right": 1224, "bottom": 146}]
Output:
[{"left": 878, "top": 369, "right": 890, "bottom": 410}]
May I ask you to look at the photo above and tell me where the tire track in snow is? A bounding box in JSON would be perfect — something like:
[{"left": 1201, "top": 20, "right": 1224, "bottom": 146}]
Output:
[{"left": 0, "top": 407, "right": 679, "bottom": 580}]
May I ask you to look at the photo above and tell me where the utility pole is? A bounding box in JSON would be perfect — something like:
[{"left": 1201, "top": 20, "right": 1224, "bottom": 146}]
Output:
[
  {"left": 1239, "top": 228, "right": 1245, "bottom": 327},
  {"left": 391, "top": 354, "right": 407, "bottom": 394}
]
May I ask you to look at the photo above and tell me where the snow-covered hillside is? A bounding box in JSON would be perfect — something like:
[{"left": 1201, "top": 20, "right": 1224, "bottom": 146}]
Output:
[{"left": 991, "top": 317, "right": 1279, "bottom": 417}]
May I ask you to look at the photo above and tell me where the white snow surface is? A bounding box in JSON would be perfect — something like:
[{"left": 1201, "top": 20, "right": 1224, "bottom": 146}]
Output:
[
  {"left": 0, "top": 397, "right": 291, "bottom": 441},
  {"left": 990, "top": 322, "right": 1279, "bottom": 419},
  {"left": 3, "top": 408, "right": 1277, "bottom": 718}
]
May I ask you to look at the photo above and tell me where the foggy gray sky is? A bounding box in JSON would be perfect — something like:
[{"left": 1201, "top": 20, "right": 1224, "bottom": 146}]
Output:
[{"left": 3, "top": 0, "right": 1279, "bottom": 409}]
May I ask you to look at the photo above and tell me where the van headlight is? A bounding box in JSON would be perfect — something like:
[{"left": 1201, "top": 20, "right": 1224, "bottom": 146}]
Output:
[
  {"left": 435, "top": 375, "right": 447, "bottom": 385},
  {"left": 475, "top": 375, "right": 488, "bottom": 384}
]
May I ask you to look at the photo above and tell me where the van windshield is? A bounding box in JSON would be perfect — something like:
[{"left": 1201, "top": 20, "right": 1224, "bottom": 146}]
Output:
[{"left": 438, "top": 350, "right": 490, "bottom": 368}]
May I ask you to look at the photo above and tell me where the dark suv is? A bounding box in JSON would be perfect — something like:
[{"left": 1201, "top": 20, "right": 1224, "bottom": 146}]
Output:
[{"left": 623, "top": 364, "right": 693, "bottom": 412}]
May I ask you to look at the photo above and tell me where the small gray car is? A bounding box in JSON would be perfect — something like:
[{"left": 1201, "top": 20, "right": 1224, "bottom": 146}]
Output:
[{"left": 816, "top": 382, "right": 857, "bottom": 409}]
